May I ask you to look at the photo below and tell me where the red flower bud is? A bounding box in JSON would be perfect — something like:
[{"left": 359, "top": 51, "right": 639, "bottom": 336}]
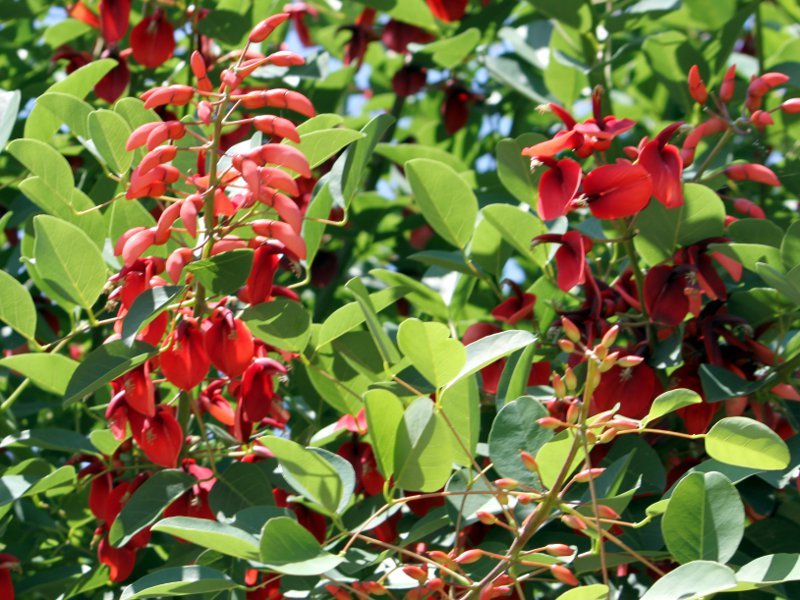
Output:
[
  {"left": 688, "top": 65, "right": 708, "bottom": 104},
  {"left": 719, "top": 65, "right": 737, "bottom": 103},
  {"left": 249, "top": 13, "right": 290, "bottom": 43},
  {"left": 550, "top": 564, "right": 579, "bottom": 586},
  {"left": 724, "top": 163, "right": 781, "bottom": 186},
  {"left": 780, "top": 98, "right": 800, "bottom": 114}
]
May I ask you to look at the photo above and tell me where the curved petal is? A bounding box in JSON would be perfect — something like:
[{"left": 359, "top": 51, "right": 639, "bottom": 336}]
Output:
[{"left": 585, "top": 163, "right": 652, "bottom": 219}]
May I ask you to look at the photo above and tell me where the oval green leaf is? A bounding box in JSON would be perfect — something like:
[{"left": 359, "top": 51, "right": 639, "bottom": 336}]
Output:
[{"left": 705, "top": 416, "right": 790, "bottom": 470}]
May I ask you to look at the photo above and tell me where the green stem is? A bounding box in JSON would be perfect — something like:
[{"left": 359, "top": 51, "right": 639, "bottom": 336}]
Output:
[{"left": 692, "top": 128, "right": 733, "bottom": 182}]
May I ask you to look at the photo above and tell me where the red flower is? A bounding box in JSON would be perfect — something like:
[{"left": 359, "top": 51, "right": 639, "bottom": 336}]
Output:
[
  {"left": 536, "top": 157, "right": 582, "bottom": 220},
  {"left": 342, "top": 9, "right": 377, "bottom": 68},
  {"left": 491, "top": 292, "right": 536, "bottom": 325},
  {"left": 336, "top": 440, "right": 385, "bottom": 496},
  {"left": 130, "top": 10, "right": 176, "bottom": 69},
  {"left": 522, "top": 130, "right": 582, "bottom": 159},
  {"left": 687, "top": 65, "right": 708, "bottom": 104},
  {"left": 0, "top": 554, "right": 18, "bottom": 600},
  {"left": 98, "top": 532, "right": 136, "bottom": 582},
  {"left": 243, "top": 244, "right": 281, "bottom": 305},
  {"left": 638, "top": 122, "right": 684, "bottom": 209},
  {"left": 643, "top": 265, "right": 690, "bottom": 327},
  {"left": 583, "top": 163, "right": 652, "bottom": 219},
  {"left": 240, "top": 358, "right": 288, "bottom": 423},
  {"left": 392, "top": 65, "right": 427, "bottom": 97},
  {"left": 724, "top": 163, "right": 781, "bottom": 187},
  {"left": 592, "top": 363, "right": 660, "bottom": 420},
  {"left": 204, "top": 308, "right": 255, "bottom": 377},
  {"left": 284, "top": 3, "right": 317, "bottom": 47},
  {"left": 119, "top": 363, "right": 155, "bottom": 417},
  {"left": 99, "top": 0, "right": 131, "bottom": 45},
  {"left": 533, "top": 231, "right": 592, "bottom": 292},
  {"left": 136, "top": 406, "right": 183, "bottom": 468},
  {"left": 160, "top": 318, "right": 211, "bottom": 391},
  {"left": 427, "top": 0, "right": 468, "bottom": 22}
]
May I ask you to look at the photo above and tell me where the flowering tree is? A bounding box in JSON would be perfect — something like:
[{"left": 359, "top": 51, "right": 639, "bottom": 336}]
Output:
[{"left": 1, "top": 0, "right": 800, "bottom": 598}]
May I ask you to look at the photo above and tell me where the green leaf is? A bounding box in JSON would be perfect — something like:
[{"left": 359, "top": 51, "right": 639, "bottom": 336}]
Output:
[
  {"left": 0, "top": 465, "right": 77, "bottom": 505},
  {"left": 259, "top": 436, "right": 347, "bottom": 515},
  {"left": 25, "top": 59, "right": 117, "bottom": 141},
  {"left": 640, "top": 561, "right": 736, "bottom": 600},
  {"left": 316, "top": 285, "right": 409, "bottom": 350},
  {"left": 371, "top": 269, "right": 448, "bottom": 320},
  {"left": 90, "top": 429, "right": 123, "bottom": 456},
  {"left": 537, "top": 429, "right": 588, "bottom": 489},
  {"left": 485, "top": 54, "right": 551, "bottom": 103},
  {"left": 496, "top": 344, "right": 537, "bottom": 408},
  {"left": 109, "top": 470, "right": 195, "bottom": 547},
  {"left": 374, "top": 143, "right": 468, "bottom": 172},
  {"left": 35, "top": 93, "right": 93, "bottom": 139},
  {"left": 439, "top": 376, "right": 480, "bottom": 466},
  {"left": 406, "top": 158, "right": 477, "bottom": 249},
  {"left": 662, "top": 472, "right": 743, "bottom": 564},
  {"left": 0, "top": 428, "right": 93, "bottom": 454},
  {"left": 394, "top": 397, "right": 454, "bottom": 492},
  {"left": 288, "top": 128, "right": 365, "bottom": 169},
  {"left": 153, "top": 517, "right": 261, "bottom": 561},
  {"left": 120, "top": 566, "right": 238, "bottom": 599},
  {"left": 344, "top": 278, "right": 401, "bottom": 364},
  {"left": 209, "top": 462, "right": 274, "bottom": 517},
  {"left": 556, "top": 585, "right": 611, "bottom": 600},
  {"left": 64, "top": 341, "right": 158, "bottom": 405},
  {"left": 496, "top": 137, "right": 540, "bottom": 204},
  {"left": 705, "top": 417, "right": 790, "bottom": 470},
  {"left": 121, "top": 286, "right": 184, "bottom": 345},
  {"left": 260, "top": 517, "right": 343, "bottom": 575},
  {"left": 0, "top": 353, "right": 79, "bottom": 396},
  {"left": 708, "top": 242, "right": 783, "bottom": 272},
  {"left": 735, "top": 553, "right": 800, "bottom": 590},
  {"left": 364, "top": 388, "right": 404, "bottom": 479},
  {"left": 489, "top": 396, "right": 553, "bottom": 486},
  {"left": 241, "top": 297, "right": 311, "bottom": 352},
  {"left": 43, "top": 18, "right": 93, "bottom": 48},
  {"left": 444, "top": 330, "right": 536, "bottom": 391},
  {"left": 642, "top": 388, "right": 702, "bottom": 426},
  {"left": 418, "top": 28, "right": 481, "bottom": 68},
  {"left": 87, "top": 109, "right": 133, "bottom": 173},
  {"left": 33, "top": 215, "right": 107, "bottom": 308},
  {"left": 397, "top": 318, "right": 466, "bottom": 388},
  {"left": 0, "top": 89, "right": 20, "bottom": 151},
  {"left": 302, "top": 181, "right": 334, "bottom": 267},
  {"left": 8, "top": 138, "right": 74, "bottom": 191},
  {"left": 185, "top": 249, "right": 253, "bottom": 294},
  {"left": 634, "top": 183, "right": 725, "bottom": 266},
  {"left": 481, "top": 204, "right": 548, "bottom": 267},
  {"left": 0, "top": 271, "right": 36, "bottom": 339},
  {"left": 755, "top": 262, "right": 800, "bottom": 303},
  {"left": 699, "top": 364, "right": 762, "bottom": 402},
  {"left": 781, "top": 221, "right": 800, "bottom": 269}
]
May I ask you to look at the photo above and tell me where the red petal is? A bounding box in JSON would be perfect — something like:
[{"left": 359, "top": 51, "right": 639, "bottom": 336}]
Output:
[
  {"left": 138, "top": 407, "right": 183, "bottom": 468},
  {"left": 584, "top": 163, "right": 652, "bottom": 219},
  {"left": 537, "top": 158, "right": 582, "bottom": 220},
  {"left": 643, "top": 265, "right": 690, "bottom": 326},
  {"left": 639, "top": 141, "right": 683, "bottom": 208},
  {"left": 522, "top": 130, "right": 582, "bottom": 158},
  {"left": 99, "top": 0, "right": 131, "bottom": 45},
  {"left": 130, "top": 14, "right": 176, "bottom": 68},
  {"left": 554, "top": 231, "right": 587, "bottom": 292}
]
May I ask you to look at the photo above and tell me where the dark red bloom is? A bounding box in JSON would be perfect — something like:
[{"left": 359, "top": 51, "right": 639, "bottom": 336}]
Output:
[
  {"left": 583, "top": 163, "right": 652, "bottom": 220},
  {"left": 533, "top": 231, "right": 591, "bottom": 292},
  {"left": 406, "top": 489, "right": 445, "bottom": 517},
  {"left": 592, "top": 363, "right": 661, "bottom": 420},
  {"left": 204, "top": 308, "right": 255, "bottom": 377},
  {"left": 536, "top": 157, "right": 582, "bottom": 220},
  {"left": 284, "top": 3, "right": 317, "bottom": 47},
  {"left": 336, "top": 439, "right": 385, "bottom": 496},
  {"left": 442, "top": 82, "right": 474, "bottom": 134},
  {"left": 99, "top": 0, "right": 131, "bottom": 45},
  {"left": 240, "top": 358, "right": 288, "bottom": 423},
  {"left": 643, "top": 265, "right": 690, "bottom": 326},
  {"left": 130, "top": 10, "right": 176, "bottom": 68},
  {"left": 491, "top": 292, "right": 536, "bottom": 325},
  {"left": 136, "top": 406, "right": 183, "bottom": 468},
  {"left": 392, "top": 65, "right": 427, "bottom": 97},
  {"left": 163, "top": 461, "right": 215, "bottom": 520},
  {"left": 427, "top": 0, "right": 468, "bottom": 22},
  {"left": 95, "top": 54, "right": 130, "bottom": 103},
  {"left": 89, "top": 471, "right": 114, "bottom": 521},
  {"left": 342, "top": 9, "right": 378, "bottom": 68},
  {"left": 160, "top": 318, "right": 211, "bottom": 391},
  {"left": 382, "top": 19, "right": 435, "bottom": 53},
  {"left": 462, "top": 323, "right": 503, "bottom": 394},
  {"left": 638, "top": 122, "right": 684, "bottom": 209}
]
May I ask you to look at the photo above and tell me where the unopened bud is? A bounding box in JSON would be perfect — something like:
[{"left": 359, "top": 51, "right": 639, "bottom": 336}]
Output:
[
  {"left": 477, "top": 511, "right": 498, "bottom": 525},
  {"left": 402, "top": 565, "right": 428, "bottom": 583},
  {"left": 561, "top": 514, "right": 588, "bottom": 530},
  {"left": 594, "top": 344, "right": 608, "bottom": 360},
  {"left": 595, "top": 504, "right": 620, "bottom": 520},
  {"left": 426, "top": 578, "right": 445, "bottom": 592},
  {"left": 550, "top": 564, "right": 579, "bottom": 587},
  {"left": 537, "top": 416, "right": 563, "bottom": 429},
  {"left": 585, "top": 430, "right": 597, "bottom": 444},
  {"left": 427, "top": 550, "right": 457, "bottom": 569},
  {"left": 520, "top": 450, "right": 539, "bottom": 473},
  {"left": 573, "top": 467, "right": 605, "bottom": 483},
  {"left": 455, "top": 549, "right": 484, "bottom": 565},
  {"left": 564, "top": 367, "right": 577, "bottom": 392},
  {"left": 609, "top": 417, "right": 640, "bottom": 431},
  {"left": 518, "top": 493, "right": 537, "bottom": 504},
  {"left": 561, "top": 317, "right": 581, "bottom": 343},
  {"left": 566, "top": 402, "right": 580, "bottom": 425},
  {"left": 545, "top": 543, "right": 574, "bottom": 556},
  {"left": 552, "top": 373, "right": 567, "bottom": 398},
  {"left": 617, "top": 355, "right": 644, "bottom": 368},
  {"left": 601, "top": 325, "right": 619, "bottom": 348},
  {"left": 600, "top": 353, "right": 618, "bottom": 372},
  {"left": 495, "top": 478, "right": 519, "bottom": 490},
  {"left": 558, "top": 339, "right": 576, "bottom": 354},
  {"left": 599, "top": 428, "right": 618, "bottom": 443}
]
